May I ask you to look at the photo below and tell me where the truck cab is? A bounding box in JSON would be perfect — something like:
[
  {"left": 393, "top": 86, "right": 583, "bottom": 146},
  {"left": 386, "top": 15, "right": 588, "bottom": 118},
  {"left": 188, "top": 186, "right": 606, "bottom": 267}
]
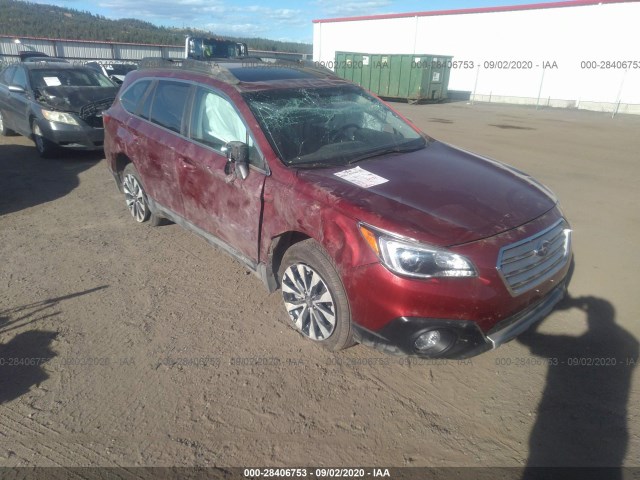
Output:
[{"left": 185, "top": 36, "right": 248, "bottom": 60}]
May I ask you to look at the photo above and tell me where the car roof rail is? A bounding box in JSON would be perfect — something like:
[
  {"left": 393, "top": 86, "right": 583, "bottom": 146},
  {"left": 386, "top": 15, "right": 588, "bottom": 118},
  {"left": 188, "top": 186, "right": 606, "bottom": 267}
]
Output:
[
  {"left": 138, "top": 57, "right": 240, "bottom": 85},
  {"left": 139, "top": 57, "right": 181, "bottom": 69},
  {"left": 138, "top": 56, "right": 337, "bottom": 85},
  {"left": 182, "top": 59, "right": 240, "bottom": 84}
]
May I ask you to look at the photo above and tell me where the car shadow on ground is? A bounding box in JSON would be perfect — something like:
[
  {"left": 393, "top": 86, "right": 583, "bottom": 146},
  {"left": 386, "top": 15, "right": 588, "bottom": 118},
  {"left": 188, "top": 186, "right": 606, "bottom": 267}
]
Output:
[
  {"left": 0, "top": 143, "right": 102, "bottom": 217},
  {"left": 0, "top": 286, "right": 108, "bottom": 404},
  {"left": 518, "top": 295, "right": 638, "bottom": 479}
]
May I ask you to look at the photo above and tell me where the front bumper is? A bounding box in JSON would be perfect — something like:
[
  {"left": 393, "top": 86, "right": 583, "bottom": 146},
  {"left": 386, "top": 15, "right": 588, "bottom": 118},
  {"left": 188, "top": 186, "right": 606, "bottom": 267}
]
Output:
[
  {"left": 38, "top": 119, "right": 104, "bottom": 150},
  {"left": 352, "top": 259, "right": 573, "bottom": 359},
  {"left": 341, "top": 209, "right": 573, "bottom": 358}
]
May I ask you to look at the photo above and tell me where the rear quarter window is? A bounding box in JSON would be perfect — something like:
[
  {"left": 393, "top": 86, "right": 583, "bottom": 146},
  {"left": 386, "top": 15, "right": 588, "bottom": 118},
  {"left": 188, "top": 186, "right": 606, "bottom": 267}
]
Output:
[
  {"left": 120, "top": 80, "right": 152, "bottom": 114},
  {"left": 0, "top": 66, "right": 16, "bottom": 86}
]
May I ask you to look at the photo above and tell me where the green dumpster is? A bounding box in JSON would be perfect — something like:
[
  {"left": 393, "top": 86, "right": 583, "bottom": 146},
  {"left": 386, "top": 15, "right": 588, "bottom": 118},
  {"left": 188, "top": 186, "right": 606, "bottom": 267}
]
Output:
[{"left": 334, "top": 51, "right": 453, "bottom": 103}]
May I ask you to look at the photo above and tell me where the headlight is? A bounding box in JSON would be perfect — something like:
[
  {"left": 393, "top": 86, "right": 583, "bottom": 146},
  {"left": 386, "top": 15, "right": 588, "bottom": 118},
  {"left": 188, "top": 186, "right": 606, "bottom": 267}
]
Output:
[
  {"left": 41, "top": 109, "right": 79, "bottom": 126},
  {"left": 359, "top": 223, "right": 477, "bottom": 278}
]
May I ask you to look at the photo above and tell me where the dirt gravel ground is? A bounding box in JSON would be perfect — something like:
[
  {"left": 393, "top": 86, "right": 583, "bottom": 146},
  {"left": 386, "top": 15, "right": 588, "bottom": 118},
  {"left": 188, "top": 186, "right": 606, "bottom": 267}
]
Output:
[{"left": 1, "top": 102, "right": 639, "bottom": 471}]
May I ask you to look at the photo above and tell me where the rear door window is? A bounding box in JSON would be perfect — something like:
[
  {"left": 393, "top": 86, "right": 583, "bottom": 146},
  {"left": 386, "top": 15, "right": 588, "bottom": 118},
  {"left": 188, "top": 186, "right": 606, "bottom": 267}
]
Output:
[
  {"left": 140, "top": 82, "right": 156, "bottom": 120},
  {"left": 149, "top": 80, "right": 191, "bottom": 134},
  {"left": 11, "top": 67, "right": 28, "bottom": 89}
]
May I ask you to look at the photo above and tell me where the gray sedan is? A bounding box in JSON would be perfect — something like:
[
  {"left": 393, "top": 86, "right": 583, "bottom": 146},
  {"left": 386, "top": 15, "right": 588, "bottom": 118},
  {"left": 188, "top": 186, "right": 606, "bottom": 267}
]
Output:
[{"left": 0, "top": 60, "right": 118, "bottom": 157}]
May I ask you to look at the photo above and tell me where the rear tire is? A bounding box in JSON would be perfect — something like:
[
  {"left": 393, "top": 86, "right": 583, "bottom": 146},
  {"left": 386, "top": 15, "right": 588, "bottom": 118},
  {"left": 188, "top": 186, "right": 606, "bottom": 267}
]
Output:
[
  {"left": 122, "top": 163, "right": 163, "bottom": 225},
  {"left": 279, "top": 239, "right": 354, "bottom": 351}
]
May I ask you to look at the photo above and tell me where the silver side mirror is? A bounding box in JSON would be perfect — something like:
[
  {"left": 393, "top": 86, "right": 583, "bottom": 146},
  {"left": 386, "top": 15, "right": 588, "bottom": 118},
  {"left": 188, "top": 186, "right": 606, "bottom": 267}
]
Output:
[
  {"left": 8, "top": 85, "right": 26, "bottom": 94},
  {"left": 224, "top": 141, "right": 250, "bottom": 180}
]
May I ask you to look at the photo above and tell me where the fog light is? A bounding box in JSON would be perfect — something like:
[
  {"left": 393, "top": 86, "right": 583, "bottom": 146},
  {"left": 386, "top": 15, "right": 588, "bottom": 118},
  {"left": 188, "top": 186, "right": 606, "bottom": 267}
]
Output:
[
  {"left": 415, "top": 331, "right": 440, "bottom": 351},
  {"left": 413, "top": 329, "right": 455, "bottom": 356}
]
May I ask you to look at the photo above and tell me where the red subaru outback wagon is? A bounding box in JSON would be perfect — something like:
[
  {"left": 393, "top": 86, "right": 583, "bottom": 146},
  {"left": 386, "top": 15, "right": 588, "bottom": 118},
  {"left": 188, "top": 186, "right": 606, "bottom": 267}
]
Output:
[{"left": 103, "top": 59, "right": 573, "bottom": 358}]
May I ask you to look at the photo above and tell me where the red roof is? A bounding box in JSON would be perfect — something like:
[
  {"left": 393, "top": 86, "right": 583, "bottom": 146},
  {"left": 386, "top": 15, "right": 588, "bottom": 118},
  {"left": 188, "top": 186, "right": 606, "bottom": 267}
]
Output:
[{"left": 313, "top": 0, "right": 637, "bottom": 23}]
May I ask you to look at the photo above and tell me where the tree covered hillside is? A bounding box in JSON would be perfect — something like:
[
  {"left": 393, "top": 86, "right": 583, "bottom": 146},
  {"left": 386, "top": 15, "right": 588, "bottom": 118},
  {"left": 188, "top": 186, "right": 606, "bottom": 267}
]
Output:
[{"left": 0, "top": 0, "right": 312, "bottom": 53}]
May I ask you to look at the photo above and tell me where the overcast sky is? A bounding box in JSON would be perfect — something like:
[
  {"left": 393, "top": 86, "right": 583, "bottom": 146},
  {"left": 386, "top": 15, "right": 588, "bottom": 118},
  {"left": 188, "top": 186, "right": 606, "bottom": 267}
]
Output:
[{"left": 30, "top": 0, "right": 559, "bottom": 43}]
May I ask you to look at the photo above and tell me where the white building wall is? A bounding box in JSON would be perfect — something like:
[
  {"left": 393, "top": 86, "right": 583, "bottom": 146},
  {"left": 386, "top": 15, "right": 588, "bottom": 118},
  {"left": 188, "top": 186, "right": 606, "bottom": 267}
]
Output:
[{"left": 313, "top": 1, "right": 640, "bottom": 114}]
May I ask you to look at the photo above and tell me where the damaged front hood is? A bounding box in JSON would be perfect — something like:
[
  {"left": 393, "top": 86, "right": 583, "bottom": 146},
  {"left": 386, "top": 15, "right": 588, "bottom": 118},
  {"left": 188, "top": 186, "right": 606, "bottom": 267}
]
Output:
[
  {"left": 37, "top": 86, "right": 119, "bottom": 114},
  {"left": 297, "top": 140, "right": 557, "bottom": 246}
]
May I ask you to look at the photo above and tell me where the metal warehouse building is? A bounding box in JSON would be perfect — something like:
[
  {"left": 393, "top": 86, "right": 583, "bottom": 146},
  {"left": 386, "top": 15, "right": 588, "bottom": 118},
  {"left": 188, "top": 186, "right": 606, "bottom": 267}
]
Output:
[
  {"left": 0, "top": 36, "right": 307, "bottom": 65},
  {"left": 313, "top": 0, "right": 640, "bottom": 114}
]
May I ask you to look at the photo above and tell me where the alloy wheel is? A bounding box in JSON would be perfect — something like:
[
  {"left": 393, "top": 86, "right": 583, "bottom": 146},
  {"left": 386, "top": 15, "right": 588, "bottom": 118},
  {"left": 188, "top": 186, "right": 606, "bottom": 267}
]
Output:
[
  {"left": 282, "top": 263, "right": 336, "bottom": 340},
  {"left": 122, "top": 174, "right": 148, "bottom": 222}
]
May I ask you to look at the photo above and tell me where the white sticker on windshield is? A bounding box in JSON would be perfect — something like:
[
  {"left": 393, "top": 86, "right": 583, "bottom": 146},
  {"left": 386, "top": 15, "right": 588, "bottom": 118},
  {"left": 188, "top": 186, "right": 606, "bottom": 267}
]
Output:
[
  {"left": 43, "top": 76, "right": 62, "bottom": 86},
  {"left": 334, "top": 166, "right": 388, "bottom": 188}
]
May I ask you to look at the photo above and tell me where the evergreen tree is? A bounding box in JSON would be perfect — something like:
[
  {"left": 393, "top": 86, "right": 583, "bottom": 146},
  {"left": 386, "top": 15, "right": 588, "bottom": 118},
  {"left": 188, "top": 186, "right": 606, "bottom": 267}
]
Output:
[{"left": 0, "top": 0, "right": 312, "bottom": 54}]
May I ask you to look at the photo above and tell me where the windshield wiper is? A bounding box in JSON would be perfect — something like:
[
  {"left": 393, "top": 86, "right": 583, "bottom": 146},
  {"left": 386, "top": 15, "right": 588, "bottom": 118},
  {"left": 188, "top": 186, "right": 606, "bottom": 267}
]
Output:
[
  {"left": 346, "top": 142, "right": 426, "bottom": 165},
  {"left": 288, "top": 140, "right": 427, "bottom": 169},
  {"left": 290, "top": 160, "right": 342, "bottom": 169}
]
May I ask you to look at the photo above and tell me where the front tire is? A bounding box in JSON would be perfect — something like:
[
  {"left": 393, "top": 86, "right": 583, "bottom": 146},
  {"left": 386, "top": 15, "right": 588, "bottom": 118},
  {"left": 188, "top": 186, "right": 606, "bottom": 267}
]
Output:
[
  {"left": 32, "top": 120, "right": 56, "bottom": 157},
  {"left": 280, "top": 239, "right": 353, "bottom": 351},
  {"left": 0, "top": 110, "right": 15, "bottom": 136}
]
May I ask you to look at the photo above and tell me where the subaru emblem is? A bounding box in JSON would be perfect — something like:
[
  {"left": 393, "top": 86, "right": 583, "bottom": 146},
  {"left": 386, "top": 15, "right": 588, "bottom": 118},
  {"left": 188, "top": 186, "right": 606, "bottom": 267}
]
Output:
[{"left": 535, "top": 240, "right": 551, "bottom": 257}]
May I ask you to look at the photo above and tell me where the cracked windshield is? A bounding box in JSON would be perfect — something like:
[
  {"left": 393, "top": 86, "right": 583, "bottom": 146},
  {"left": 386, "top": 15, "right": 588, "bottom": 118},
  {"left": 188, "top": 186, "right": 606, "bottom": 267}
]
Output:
[{"left": 245, "top": 85, "right": 426, "bottom": 167}]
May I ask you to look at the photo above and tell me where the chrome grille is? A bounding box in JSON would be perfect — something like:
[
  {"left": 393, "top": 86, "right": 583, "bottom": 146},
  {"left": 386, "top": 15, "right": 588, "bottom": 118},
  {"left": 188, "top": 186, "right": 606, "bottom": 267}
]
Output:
[{"left": 497, "top": 219, "right": 571, "bottom": 296}]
